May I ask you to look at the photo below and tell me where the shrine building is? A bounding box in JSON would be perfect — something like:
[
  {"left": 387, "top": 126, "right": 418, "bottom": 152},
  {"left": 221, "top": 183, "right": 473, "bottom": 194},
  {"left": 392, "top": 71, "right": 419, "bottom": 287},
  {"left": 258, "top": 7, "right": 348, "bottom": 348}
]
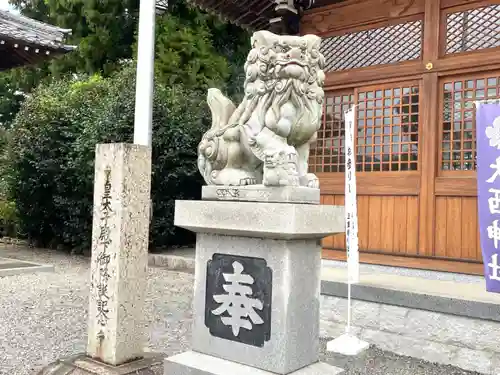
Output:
[
  {"left": 0, "top": 9, "right": 74, "bottom": 239},
  {"left": 187, "top": 0, "right": 500, "bottom": 275},
  {"left": 0, "top": 9, "right": 75, "bottom": 71}
]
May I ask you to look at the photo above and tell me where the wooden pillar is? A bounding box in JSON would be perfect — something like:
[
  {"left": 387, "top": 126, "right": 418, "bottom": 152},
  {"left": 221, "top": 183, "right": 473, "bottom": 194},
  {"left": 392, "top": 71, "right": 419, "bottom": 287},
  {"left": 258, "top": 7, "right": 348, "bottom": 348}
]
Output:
[
  {"left": 270, "top": 0, "right": 300, "bottom": 35},
  {"left": 418, "top": 0, "right": 441, "bottom": 256},
  {"left": 269, "top": 0, "right": 315, "bottom": 35}
]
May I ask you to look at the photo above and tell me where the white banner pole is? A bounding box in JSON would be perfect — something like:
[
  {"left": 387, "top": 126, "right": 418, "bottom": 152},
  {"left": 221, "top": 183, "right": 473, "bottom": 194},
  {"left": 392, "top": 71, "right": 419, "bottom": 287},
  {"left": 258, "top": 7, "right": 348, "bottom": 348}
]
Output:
[
  {"left": 344, "top": 106, "right": 359, "bottom": 335},
  {"left": 326, "top": 105, "right": 368, "bottom": 356}
]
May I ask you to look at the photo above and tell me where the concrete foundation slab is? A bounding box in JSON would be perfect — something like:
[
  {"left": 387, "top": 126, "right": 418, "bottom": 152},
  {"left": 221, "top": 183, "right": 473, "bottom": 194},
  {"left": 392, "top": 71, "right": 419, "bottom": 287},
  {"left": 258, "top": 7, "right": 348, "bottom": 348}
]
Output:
[
  {"left": 164, "top": 351, "right": 344, "bottom": 375},
  {"left": 326, "top": 333, "right": 369, "bottom": 356},
  {"left": 37, "top": 353, "right": 164, "bottom": 375}
]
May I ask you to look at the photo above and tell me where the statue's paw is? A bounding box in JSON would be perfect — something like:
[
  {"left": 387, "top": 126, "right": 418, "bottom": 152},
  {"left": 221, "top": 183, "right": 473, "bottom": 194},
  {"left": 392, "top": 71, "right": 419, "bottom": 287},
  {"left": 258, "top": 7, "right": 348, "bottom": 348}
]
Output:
[
  {"left": 212, "top": 168, "right": 261, "bottom": 186},
  {"left": 274, "top": 172, "right": 299, "bottom": 187},
  {"left": 288, "top": 175, "right": 300, "bottom": 187},
  {"left": 286, "top": 148, "right": 298, "bottom": 162},
  {"left": 306, "top": 173, "right": 319, "bottom": 189}
]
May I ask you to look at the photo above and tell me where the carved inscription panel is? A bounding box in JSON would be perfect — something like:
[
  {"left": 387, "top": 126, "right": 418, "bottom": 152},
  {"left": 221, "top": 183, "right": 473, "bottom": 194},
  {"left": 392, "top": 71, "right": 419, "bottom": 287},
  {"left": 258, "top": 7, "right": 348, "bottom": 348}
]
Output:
[{"left": 204, "top": 253, "right": 272, "bottom": 348}]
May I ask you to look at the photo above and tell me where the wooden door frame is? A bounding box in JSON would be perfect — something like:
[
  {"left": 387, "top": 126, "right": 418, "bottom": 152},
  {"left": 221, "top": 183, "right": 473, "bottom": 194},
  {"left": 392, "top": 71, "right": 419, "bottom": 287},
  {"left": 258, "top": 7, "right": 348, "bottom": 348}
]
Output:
[
  {"left": 305, "top": 0, "right": 500, "bottom": 274},
  {"left": 417, "top": 0, "right": 440, "bottom": 257}
]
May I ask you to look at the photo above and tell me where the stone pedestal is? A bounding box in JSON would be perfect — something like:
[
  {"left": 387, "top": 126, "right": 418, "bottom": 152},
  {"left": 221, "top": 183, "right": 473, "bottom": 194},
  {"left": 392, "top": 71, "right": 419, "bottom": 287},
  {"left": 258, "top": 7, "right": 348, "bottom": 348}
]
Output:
[
  {"left": 167, "top": 192, "right": 345, "bottom": 375},
  {"left": 165, "top": 351, "right": 344, "bottom": 375},
  {"left": 37, "top": 143, "right": 163, "bottom": 375},
  {"left": 202, "top": 185, "right": 320, "bottom": 204}
]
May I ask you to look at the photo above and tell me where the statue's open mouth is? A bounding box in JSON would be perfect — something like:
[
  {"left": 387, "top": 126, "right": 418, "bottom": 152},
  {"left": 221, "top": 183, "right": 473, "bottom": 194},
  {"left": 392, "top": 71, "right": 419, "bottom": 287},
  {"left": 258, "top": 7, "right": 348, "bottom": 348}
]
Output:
[
  {"left": 273, "top": 62, "right": 309, "bottom": 80},
  {"left": 275, "top": 59, "right": 306, "bottom": 67}
]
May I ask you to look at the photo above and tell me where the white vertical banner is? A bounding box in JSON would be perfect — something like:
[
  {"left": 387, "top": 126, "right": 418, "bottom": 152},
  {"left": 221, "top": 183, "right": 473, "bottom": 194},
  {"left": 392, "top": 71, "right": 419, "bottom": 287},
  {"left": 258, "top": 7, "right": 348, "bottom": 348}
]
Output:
[
  {"left": 326, "top": 105, "right": 368, "bottom": 355},
  {"left": 344, "top": 107, "right": 360, "bottom": 285},
  {"left": 326, "top": 106, "right": 370, "bottom": 355}
]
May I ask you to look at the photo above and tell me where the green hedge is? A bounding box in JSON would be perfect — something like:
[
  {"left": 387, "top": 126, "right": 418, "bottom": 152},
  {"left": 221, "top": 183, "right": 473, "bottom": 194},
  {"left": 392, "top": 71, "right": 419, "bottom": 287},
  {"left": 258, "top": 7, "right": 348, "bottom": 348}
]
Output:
[
  {"left": 7, "top": 65, "right": 208, "bottom": 253},
  {"left": 0, "top": 200, "right": 17, "bottom": 237}
]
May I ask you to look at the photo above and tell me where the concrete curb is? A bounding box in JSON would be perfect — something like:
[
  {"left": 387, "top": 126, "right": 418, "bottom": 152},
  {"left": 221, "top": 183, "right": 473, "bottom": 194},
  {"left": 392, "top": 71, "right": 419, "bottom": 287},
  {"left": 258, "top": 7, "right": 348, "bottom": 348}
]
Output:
[
  {"left": 0, "top": 261, "right": 54, "bottom": 277},
  {"left": 148, "top": 253, "right": 195, "bottom": 273},
  {"left": 0, "top": 237, "right": 30, "bottom": 246},
  {"left": 149, "top": 252, "right": 500, "bottom": 324},
  {"left": 321, "top": 279, "right": 500, "bottom": 323}
]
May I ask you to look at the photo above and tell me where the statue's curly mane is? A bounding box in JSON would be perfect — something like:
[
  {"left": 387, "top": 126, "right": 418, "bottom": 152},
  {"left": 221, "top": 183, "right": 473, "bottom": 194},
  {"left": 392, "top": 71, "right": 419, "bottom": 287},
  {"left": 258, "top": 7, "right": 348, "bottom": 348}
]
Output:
[
  {"left": 229, "top": 32, "right": 325, "bottom": 137},
  {"left": 197, "top": 30, "right": 326, "bottom": 187}
]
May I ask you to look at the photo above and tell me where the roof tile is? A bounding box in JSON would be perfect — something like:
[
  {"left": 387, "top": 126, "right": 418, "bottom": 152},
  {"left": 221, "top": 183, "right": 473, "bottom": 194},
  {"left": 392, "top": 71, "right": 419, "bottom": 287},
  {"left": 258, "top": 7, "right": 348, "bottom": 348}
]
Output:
[{"left": 0, "top": 9, "right": 75, "bottom": 51}]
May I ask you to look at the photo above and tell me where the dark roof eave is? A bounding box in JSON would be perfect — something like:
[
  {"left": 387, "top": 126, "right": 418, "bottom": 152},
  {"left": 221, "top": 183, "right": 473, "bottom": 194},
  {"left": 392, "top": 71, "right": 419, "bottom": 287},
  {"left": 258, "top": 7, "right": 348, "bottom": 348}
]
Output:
[
  {"left": 0, "top": 9, "right": 74, "bottom": 52},
  {"left": 0, "top": 49, "right": 69, "bottom": 71},
  {"left": 185, "top": 0, "right": 337, "bottom": 31},
  {"left": 187, "top": 0, "right": 275, "bottom": 31}
]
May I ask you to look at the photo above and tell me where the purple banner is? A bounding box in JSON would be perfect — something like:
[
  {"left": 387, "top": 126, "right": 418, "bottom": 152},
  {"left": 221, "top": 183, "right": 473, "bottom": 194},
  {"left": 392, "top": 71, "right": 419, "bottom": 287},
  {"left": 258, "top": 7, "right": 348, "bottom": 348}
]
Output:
[{"left": 477, "top": 103, "right": 500, "bottom": 293}]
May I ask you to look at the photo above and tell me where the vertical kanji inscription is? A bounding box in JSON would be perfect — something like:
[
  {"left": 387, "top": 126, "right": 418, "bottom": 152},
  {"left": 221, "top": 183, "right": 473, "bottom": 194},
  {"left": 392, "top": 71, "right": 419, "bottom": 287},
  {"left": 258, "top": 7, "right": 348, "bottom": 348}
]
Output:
[{"left": 95, "top": 167, "right": 113, "bottom": 330}]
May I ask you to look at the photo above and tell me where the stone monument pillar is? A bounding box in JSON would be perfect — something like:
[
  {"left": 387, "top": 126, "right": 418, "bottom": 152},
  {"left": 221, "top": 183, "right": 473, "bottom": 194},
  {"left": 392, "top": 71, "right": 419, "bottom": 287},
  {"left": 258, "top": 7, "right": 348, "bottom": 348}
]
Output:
[
  {"left": 37, "top": 143, "right": 163, "bottom": 375},
  {"left": 165, "top": 30, "right": 345, "bottom": 375}
]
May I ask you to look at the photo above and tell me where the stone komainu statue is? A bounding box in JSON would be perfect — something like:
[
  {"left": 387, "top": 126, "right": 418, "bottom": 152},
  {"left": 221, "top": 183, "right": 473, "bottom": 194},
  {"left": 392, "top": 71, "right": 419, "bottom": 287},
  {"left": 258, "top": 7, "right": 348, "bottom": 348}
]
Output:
[{"left": 197, "top": 30, "right": 325, "bottom": 188}]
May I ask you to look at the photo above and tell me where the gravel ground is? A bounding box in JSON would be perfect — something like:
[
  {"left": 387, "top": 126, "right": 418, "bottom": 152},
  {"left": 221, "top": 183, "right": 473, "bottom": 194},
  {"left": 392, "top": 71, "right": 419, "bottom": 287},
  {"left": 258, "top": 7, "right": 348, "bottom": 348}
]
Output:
[
  {"left": 0, "top": 246, "right": 482, "bottom": 375},
  {"left": 0, "top": 247, "right": 192, "bottom": 375},
  {"left": 319, "top": 340, "right": 481, "bottom": 375}
]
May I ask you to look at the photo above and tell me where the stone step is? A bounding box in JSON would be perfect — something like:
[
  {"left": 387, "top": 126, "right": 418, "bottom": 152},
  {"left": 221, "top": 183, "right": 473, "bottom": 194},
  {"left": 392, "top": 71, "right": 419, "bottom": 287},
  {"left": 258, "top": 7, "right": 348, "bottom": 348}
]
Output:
[
  {"left": 318, "top": 264, "right": 500, "bottom": 374},
  {"left": 320, "top": 262, "right": 499, "bottom": 323}
]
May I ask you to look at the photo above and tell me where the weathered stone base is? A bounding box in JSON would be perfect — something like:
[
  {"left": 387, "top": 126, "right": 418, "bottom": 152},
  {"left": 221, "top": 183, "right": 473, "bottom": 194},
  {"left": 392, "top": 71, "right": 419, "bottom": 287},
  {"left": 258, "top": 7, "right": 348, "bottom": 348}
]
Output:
[
  {"left": 201, "top": 185, "right": 320, "bottom": 204},
  {"left": 37, "top": 353, "right": 165, "bottom": 375},
  {"left": 164, "top": 351, "right": 344, "bottom": 375}
]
